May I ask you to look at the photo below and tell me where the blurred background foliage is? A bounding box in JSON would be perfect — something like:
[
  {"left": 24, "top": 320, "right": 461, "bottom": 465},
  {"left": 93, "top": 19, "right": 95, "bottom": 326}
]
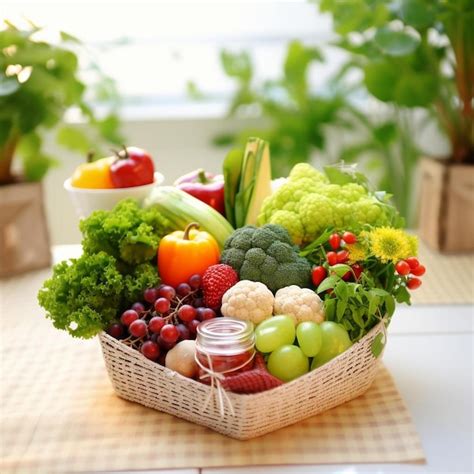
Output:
[
  {"left": 209, "top": 0, "right": 474, "bottom": 225},
  {"left": 0, "top": 20, "right": 124, "bottom": 183}
]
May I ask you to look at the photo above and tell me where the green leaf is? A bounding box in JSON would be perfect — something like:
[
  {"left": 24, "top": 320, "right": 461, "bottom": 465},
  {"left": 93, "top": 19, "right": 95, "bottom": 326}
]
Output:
[
  {"left": 368, "top": 294, "right": 380, "bottom": 316},
  {"left": 300, "top": 228, "right": 333, "bottom": 257},
  {"left": 353, "top": 308, "right": 365, "bottom": 328},
  {"left": 317, "top": 275, "right": 339, "bottom": 293},
  {"left": 330, "top": 264, "right": 352, "bottom": 277},
  {"left": 397, "top": 0, "right": 435, "bottom": 29},
  {"left": 60, "top": 31, "right": 81, "bottom": 44},
  {"left": 364, "top": 62, "right": 399, "bottom": 102},
  {"left": 22, "top": 152, "right": 58, "bottom": 181},
  {"left": 336, "top": 299, "right": 347, "bottom": 322},
  {"left": 395, "top": 285, "right": 411, "bottom": 304},
  {"left": 374, "top": 26, "right": 420, "bottom": 56},
  {"left": 220, "top": 50, "right": 252, "bottom": 82},
  {"left": 56, "top": 126, "right": 91, "bottom": 153},
  {"left": 17, "top": 132, "right": 41, "bottom": 156},
  {"left": 284, "top": 40, "right": 323, "bottom": 91},
  {"left": 324, "top": 164, "right": 369, "bottom": 187},
  {"left": 371, "top": 333, "right": 385, "bottom": 358},
  {"left": 0, "top": 120, "right": 13, "bottom": 147},
  {"left": 97, "top": 114, "right": 124, "bottom": 144},
  {"left": 324, "top": 297, "right": 336, "bottom": 321},
  {"left": 384, "top": 294, "right": 396, "bottom": 317},
  {"left": 334, "top": 280, "right": 349, "bottom": 301},
  {"left": 373, "top": 122, "right": 398, "bottom": 145},
  {"left": 394, "top": 73, "right": 438, "bottom": 107},
  {"left": 370, "top": 288, "right": 389, "bottom": 297}
]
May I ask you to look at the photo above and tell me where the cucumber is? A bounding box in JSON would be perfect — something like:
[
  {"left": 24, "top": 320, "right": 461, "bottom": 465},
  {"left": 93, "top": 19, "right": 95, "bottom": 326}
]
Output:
[{"left": 145, "top": 186, "right": 234, "bottom": 249}]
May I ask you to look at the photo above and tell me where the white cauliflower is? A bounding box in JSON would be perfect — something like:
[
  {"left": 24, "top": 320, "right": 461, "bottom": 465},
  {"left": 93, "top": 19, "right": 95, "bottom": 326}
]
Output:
[
  {"left": 221, "top": 280, "right": 274, "bottom": 324},
  {"left": 273, "top": 285, "right": 325, "bottom": 324}
]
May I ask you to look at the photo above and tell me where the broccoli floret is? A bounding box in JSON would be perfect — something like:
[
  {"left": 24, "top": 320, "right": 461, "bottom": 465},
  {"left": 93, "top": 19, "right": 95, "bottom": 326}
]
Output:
[{"left": 220, "top": 224, "right": 311, "bottom": 292}]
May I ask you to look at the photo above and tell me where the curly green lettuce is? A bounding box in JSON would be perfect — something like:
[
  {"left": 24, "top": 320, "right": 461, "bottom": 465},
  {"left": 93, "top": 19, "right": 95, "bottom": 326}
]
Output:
[
  {"left": 38, "top": 253, "right": 160, "bottom": 339},
  {"left": 38, "top": 252, "right": 124, "bottom": 338},
  {"left": 80, "top": 199, "right": 172, "bottom": 265}
]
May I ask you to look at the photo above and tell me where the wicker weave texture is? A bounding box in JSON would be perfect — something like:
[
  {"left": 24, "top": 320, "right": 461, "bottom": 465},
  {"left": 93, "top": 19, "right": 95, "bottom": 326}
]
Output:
[{"left": 99, "top": 321, "right": 384, "bottom": 440}]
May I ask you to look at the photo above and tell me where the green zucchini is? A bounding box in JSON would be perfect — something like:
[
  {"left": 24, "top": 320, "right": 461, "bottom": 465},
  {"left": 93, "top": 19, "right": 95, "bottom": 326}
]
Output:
[{"left": 145, "top": 186, "right": 234, "bottom": 249}]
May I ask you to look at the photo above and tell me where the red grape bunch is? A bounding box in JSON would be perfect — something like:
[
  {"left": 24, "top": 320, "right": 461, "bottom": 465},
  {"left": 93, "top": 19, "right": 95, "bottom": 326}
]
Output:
[{"left": 106, "top": 274, "right": 217, "bottom": 364}]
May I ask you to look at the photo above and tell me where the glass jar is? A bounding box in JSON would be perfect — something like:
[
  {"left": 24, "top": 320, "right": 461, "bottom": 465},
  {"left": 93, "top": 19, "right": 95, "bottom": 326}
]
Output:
[{"left": 196, "top": 318, "right": 255, "bottom": 376}]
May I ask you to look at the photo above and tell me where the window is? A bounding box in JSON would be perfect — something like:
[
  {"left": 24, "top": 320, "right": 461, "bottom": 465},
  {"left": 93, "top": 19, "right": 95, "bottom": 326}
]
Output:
[{"left": 2, "top": 1, "right": 343, "bottom": 117}]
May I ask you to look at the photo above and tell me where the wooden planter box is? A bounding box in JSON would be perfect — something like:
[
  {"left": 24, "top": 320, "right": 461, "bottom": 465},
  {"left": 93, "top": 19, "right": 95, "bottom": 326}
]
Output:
[
  {"left": 418, "top": 157, "right": 474, "bottom": 253},
  {"left": 0, "top": 181, "right": 51, "bottom": 277}
]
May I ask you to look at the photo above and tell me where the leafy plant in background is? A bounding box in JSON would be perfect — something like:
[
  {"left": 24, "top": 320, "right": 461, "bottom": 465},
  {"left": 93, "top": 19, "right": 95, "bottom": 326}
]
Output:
[
  {"left": 206, "top": 41, "right": 361, "bottom": 177},
  {"left": 213, "top": 0, "right": 473, "bottom": 224},
  {"left": 0, "top": 20, "right": 124, "bottom": 184},
  {"left": 317, "top": 0, "right": 474, "bottom": 222}
]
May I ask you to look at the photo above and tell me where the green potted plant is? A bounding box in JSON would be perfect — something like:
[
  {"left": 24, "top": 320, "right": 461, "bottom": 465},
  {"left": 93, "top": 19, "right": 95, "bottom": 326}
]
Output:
[
  {"left": 0, "top": 20, "right": 123, "bottom": 276},
  {"left": 318, "top": 0, "right": 474, "bottom": 251},
  {"left": 191, "top": 41, "right": 360, "bottom": 178}
]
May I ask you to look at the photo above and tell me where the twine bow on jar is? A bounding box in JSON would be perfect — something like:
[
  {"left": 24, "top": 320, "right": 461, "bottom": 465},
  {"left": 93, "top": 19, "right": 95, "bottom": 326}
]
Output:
[{"left": 195, "top": 348, "right": 255, "bottom": 417}]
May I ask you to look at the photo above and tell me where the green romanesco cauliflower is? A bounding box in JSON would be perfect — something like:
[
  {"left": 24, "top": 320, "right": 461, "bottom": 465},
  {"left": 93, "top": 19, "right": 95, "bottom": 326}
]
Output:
[
  {"left": 258, "top": 163, "right": 392, "bottom": 245},
  {"left": 220, "top": 224, "right": 311, "bottom": 292}
]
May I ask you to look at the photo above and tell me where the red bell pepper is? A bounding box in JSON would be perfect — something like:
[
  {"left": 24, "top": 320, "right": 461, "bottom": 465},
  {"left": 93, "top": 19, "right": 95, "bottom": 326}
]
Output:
[{"left": 174, "top": 169, "right": 226, "bottom": 216}]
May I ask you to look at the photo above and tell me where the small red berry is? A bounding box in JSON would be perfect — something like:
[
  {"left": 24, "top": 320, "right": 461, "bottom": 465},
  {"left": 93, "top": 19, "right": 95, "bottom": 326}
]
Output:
[
  {"left": 311, "top": 266, "right": 327, "bottom": 286},
  {"left": 352, "top": 264, "right": 363, "bottom": 280},
  {"left": 342, "top": 231, "right": 357, "bottom": 244},
  {"left": 336, "top": 250, "right": 349, "bottom": 263},
  {"left": 406, "top": 257, "right": 420, "bottom": 270},
  {"left": 411, "top": 264, "right": 426, "bottom": 276},
  {"left": 326, "top": 251, "right": 338, "bottom": 266},
  {"left": 407, "top": 278, "right": 422, "bottom": 290},
  {"left": 328, "top": 233, "right": 341, "bottom": 250},
  {"left": 395, "top": 260, "right": 411, "bottom": 276}
]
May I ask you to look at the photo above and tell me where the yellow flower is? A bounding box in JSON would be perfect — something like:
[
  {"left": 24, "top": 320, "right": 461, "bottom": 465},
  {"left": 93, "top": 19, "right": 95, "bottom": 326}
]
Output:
[
  {"left": 346, "top": 242, "right": 368, "bottom": 264},
  {"left": 369, "top": 227, "right": 413, "bottom": 263}
]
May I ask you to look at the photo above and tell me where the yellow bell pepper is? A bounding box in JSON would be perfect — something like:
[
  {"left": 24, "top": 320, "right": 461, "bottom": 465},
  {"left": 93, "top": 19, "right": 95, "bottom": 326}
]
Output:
[{"left": 70, "top": 157, "right": 115, "bottom": 189}]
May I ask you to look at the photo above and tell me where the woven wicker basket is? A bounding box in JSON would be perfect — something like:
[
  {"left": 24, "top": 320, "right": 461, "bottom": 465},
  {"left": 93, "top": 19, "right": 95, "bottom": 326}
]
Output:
[{"left": 99, "top": 321, "right": 384, "bottom": 440}]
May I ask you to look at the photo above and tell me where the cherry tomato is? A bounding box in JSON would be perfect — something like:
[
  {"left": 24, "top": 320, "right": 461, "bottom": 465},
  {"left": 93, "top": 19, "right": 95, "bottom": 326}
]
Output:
[
  {"left": 336, "top": 250, "right": 349, "bottom": 263},
  {"left": 326, "top": 251, "right": 338, "bottom": 266},
  {"left": 328, "top": 233, "right": 341, "bottom": 250},
  {"left": 411, "top": 264, "right": 426, "bottom": 276},
  {"left": 342, "top": 271, "right": 352, "bottom": 281},
  {"left": 407, "top": 278, "right": 422, "bottom": 290},
  {"left": 311, "top": 266, "right": 327, "bottom": 286},
  {"left": 352, "top": 263, "right": 363, "bottom": 280},
  {"left": 342, "top": 231, "right": 357, "bottom": 244},
  {"left": 395, "top": 260, "right": 411, "bottom": 276},
  {"left": 406, "top": 257, "right": 420, "bottom": 270},
  {"left": 110, "top": 146, "right": 155, "bottom": 188}
]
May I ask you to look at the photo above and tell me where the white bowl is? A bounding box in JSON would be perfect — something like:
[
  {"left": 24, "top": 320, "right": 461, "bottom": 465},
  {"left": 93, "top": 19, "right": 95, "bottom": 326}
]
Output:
[{"left": 64, "top": 172, "right": 165, "bottom": 219}]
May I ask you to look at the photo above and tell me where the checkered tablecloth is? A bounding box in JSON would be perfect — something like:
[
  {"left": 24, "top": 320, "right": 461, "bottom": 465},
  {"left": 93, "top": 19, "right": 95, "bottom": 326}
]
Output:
[{"left": 0, "top": 266, "right": 425, "bottom": 473}]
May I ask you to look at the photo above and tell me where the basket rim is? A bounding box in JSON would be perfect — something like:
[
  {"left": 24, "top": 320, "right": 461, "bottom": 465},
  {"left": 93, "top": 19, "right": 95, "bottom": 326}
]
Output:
[{"left": 99, "top": 319, "right": 385, "bottom": 399}]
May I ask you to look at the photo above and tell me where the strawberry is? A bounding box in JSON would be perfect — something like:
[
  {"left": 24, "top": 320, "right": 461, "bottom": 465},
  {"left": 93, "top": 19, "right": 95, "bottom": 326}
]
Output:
[{"left": 202, "top": 264, "right": 238, "bottom": 309}]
